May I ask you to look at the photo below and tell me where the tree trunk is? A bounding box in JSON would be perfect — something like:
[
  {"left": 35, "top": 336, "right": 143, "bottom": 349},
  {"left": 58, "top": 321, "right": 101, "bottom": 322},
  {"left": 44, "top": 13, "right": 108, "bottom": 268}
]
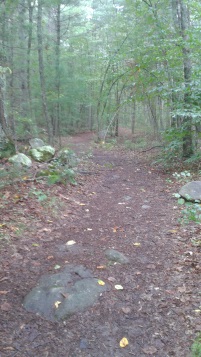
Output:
[
  {"left": 0, "top": 71, "right": 14, "bottom": 144},
  {"left": 54, "top": 2, "right": 61, "bottom": 139},
  {"left": 179, "top": 0, "right": 193, "bottom": 158},
  {"left": 37, "top": 0, "right": 53, "bottom": 144},
  {"left": 131, "top": 100, "right": 136, "bottom": 142},
  {"left": 27, "top": 0, "right": 36, "bottom": 132}
]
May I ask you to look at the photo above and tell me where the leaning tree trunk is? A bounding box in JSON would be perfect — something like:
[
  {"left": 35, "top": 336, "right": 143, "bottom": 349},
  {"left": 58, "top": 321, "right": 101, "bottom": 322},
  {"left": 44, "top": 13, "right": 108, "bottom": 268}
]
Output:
[{"left": 37, "top": 0, "right": 53, "bottom": 144}]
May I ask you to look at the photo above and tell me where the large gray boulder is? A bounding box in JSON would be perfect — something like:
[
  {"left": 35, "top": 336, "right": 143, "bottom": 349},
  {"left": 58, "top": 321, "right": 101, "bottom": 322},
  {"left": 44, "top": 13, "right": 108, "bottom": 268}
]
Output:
[
  {"left": 29, "top": 146, "right": 55, "bottom": 162},
  {"left": 29, "top": 138, "right": 45, "bottom": 149},
  {"left": 9, "top": 153, "right": 32, "bottom": 167},
  {"left": 179, "top": 181, "right": 201, "bottom": 202},
  {"left": 23, "top": 265, "right": 107, "bottom": 321}
]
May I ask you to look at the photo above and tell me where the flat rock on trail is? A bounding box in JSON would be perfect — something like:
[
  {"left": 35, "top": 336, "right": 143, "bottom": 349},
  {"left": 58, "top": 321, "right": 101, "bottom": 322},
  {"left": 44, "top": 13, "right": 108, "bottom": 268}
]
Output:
[{"left": 0, "top": 133, "right": 200, "bottom": 357}]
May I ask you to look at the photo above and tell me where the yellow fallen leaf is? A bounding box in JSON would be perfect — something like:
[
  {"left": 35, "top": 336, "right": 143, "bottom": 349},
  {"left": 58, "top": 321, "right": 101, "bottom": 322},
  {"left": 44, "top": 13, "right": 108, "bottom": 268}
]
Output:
[
  {"left": 119, "top": 337, "right": 129, "bottom": 348},
  {"left": 96, "top": 265, "right": 106, "bottom": 269},
  {"left": 194, "top": 309, "right": 201, "bottom": 313},
  {"left": 115, "top": 285, "right": 123, "bottom": 290},
  {"left": 133, "top": 242, "right": 141, "bottom": 247},
  {"left": 54, "top": 301, "right": 61, "bottom": 309},
  {"left": 79, "top": 203, "right": 86, "bottom": 206},
  {"left": 14, "top": 195, "right": 20, "bottom": 199},
  {"left": 168, "top": 229, "right": 178, "bottom": 234},
  {"left": 98, "top": 280, "right": 105, "bottom": 286}
]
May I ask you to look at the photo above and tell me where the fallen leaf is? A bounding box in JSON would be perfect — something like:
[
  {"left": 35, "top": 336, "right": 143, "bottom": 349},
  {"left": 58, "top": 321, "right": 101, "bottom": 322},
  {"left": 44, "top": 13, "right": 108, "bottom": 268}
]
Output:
[
  {"left": 178, "top": 285, "right": 186, "bottom": 293},
  {"left": 54, "top": 265, "right": 61, "bottom": 270},
  {"left": 194, "top": 309, "right": 201, "bottom": 313},
  {"left": 2, "top": 347, "right": 14, "bottom": 351},
  {"left": 119, "top": 337, "right": 129, "bottom": 348},
  {"left": 39, "top": 228, "right": 51, "bottom": 233},
  {"left": 133, "top": 242, "right": 141, "bottom": 247},
  {"left": 98, "top": 280, "right": 105, "bottom": 286},
  {"left": 142, "top": 346, "right": 157, "bottom": 354},
  {"left": 0, "top": 223, "right": 6, "bottom": 228},
  {"left": 96, "top": 265, "right": 106, "bottom": 269},
  {"left": 79, "top": 203, "right": 86, "bottom": 206},
  {"left": 0, "top": 291, "right": 9, "bottom": 295},
  {"left": 113, "top": 226, "right": 118, "bottom": 233},
  {"left": 54, "top": 301, "right": 61, "bottom": 309},
  {"left": 122, "top": 307, "right": 131, "bottom": 314},
  {"left": 32, "top": 243, "right": 40, "bottom": 247},
  {"left": 66, "top": 240, "right": 76, "bottom": 246},
  {"left": 47, "top": 255, "right": 54, "bottom": 260},
  {"left": 135, "top": 271, "right": 142, "bottom": 275},
  {"left": 115, "top": 285, "right": 123, "bottom": 290},
  {"left": 168, "top": 229, "right": 178, "bottom": 234},
  {"left": 87, "top": 228, "right": 92, "bottom": 231},
  {"left": 1, "top": 302, "right": 11, "bottom": 311},
  {"left": 175, "top": 266, "right": 183, "bottom": 272}
]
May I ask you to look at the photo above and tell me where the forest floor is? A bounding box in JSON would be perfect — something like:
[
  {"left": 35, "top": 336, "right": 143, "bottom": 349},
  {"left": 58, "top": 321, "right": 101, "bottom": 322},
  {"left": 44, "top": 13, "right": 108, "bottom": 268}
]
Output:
[{"left": 1, "top": 130, "right": 201, "bottom": 357}]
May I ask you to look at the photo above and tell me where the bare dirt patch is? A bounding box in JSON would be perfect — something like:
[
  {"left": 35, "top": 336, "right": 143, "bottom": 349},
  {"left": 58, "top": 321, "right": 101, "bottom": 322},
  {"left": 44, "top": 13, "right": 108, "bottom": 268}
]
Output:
[{"left": 0, "top": 132, "right": 200, "bottom": 357}]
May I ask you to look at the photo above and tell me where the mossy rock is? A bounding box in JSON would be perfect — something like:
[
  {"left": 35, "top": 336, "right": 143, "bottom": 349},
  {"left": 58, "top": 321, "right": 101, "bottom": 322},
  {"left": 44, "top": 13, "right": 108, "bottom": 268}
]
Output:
[
  {"left": 9, "top": 153, "right": 32, "bottom": 167},
  {"left": 29, "top": 146, "right": 55, "bottom": 162}
]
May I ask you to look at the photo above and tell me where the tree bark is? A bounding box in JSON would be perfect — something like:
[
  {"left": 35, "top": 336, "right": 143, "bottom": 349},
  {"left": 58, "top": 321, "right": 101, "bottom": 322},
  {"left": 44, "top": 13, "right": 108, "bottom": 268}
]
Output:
[
  {"left": 179, "top": 0, "right": 193, "bottom": 158},
  {"left": 37, "top": 0, "right": 53, "bottom": 144},
  {"left": 54, "top": 2, "right": 61, "bottom": 139}
]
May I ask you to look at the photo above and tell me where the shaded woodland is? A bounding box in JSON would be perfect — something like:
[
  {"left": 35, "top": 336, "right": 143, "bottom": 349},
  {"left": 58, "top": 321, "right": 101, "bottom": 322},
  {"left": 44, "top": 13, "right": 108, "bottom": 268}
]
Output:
[{"left": 1, "top": 0, "right": 201, "bottom": 160}]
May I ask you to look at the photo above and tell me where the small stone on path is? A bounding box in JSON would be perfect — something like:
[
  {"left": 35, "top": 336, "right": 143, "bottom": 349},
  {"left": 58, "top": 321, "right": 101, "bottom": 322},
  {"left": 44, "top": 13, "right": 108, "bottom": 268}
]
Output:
[{"left": 105, "top": 249, "right": 129, "bottom": 264}]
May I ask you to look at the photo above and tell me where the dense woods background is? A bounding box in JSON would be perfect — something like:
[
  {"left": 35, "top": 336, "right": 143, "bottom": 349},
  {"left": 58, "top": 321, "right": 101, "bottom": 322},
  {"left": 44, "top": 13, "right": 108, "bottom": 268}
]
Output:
[{"left": 1, "top": 0, "right": 201, "bottom": 161}]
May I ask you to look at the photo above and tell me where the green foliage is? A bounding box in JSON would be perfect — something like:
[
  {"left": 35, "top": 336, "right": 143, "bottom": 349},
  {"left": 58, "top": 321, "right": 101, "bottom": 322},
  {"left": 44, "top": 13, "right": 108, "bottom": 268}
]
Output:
[
  {"left": 47, "top": 168, "right": 76, "bottom": 185},
  {"left": 124, "top": 137, "right": 148, "bottom": 150},
  {"left": 0, "top": 140, "right": 16, "bottom": 159},
  {"left": 155, "top": 128, "right": 183, "bottom": 168},
  {"left": 191, "top": 334, "right": 201, "bottom": 357},
  {"left": 179, "top": 202, "right": 201, "bottom": 225},
  {"left": 31, "top": 189, "right": 48, "bottom": 202},
  {"left": 172, "top": 170, "right": 191, "bottom": 182}
]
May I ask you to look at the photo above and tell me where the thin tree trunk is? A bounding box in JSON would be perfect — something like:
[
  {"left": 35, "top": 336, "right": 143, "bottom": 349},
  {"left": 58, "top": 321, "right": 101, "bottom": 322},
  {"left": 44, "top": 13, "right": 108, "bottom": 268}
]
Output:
[
  {"left": 131, "top": 100, "right": 136, "bottom": 142},
  {"left": 180, "top": 0, "right": 193, "bottom": 157},
  {"left": 54, "top": 2, "right": 61, "bottom": 139},
  {"left": 37, "top": 0, "right": 53, "bottom": 144},
  {"left": 27, "top": 0, "right": 36, "bottom": 131}
]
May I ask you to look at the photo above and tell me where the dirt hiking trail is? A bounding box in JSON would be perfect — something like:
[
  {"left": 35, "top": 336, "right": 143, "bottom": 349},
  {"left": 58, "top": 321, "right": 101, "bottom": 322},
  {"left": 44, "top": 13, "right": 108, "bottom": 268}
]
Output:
[{"left": 0, "top": 132, "right": 201, "bottom": 357}]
